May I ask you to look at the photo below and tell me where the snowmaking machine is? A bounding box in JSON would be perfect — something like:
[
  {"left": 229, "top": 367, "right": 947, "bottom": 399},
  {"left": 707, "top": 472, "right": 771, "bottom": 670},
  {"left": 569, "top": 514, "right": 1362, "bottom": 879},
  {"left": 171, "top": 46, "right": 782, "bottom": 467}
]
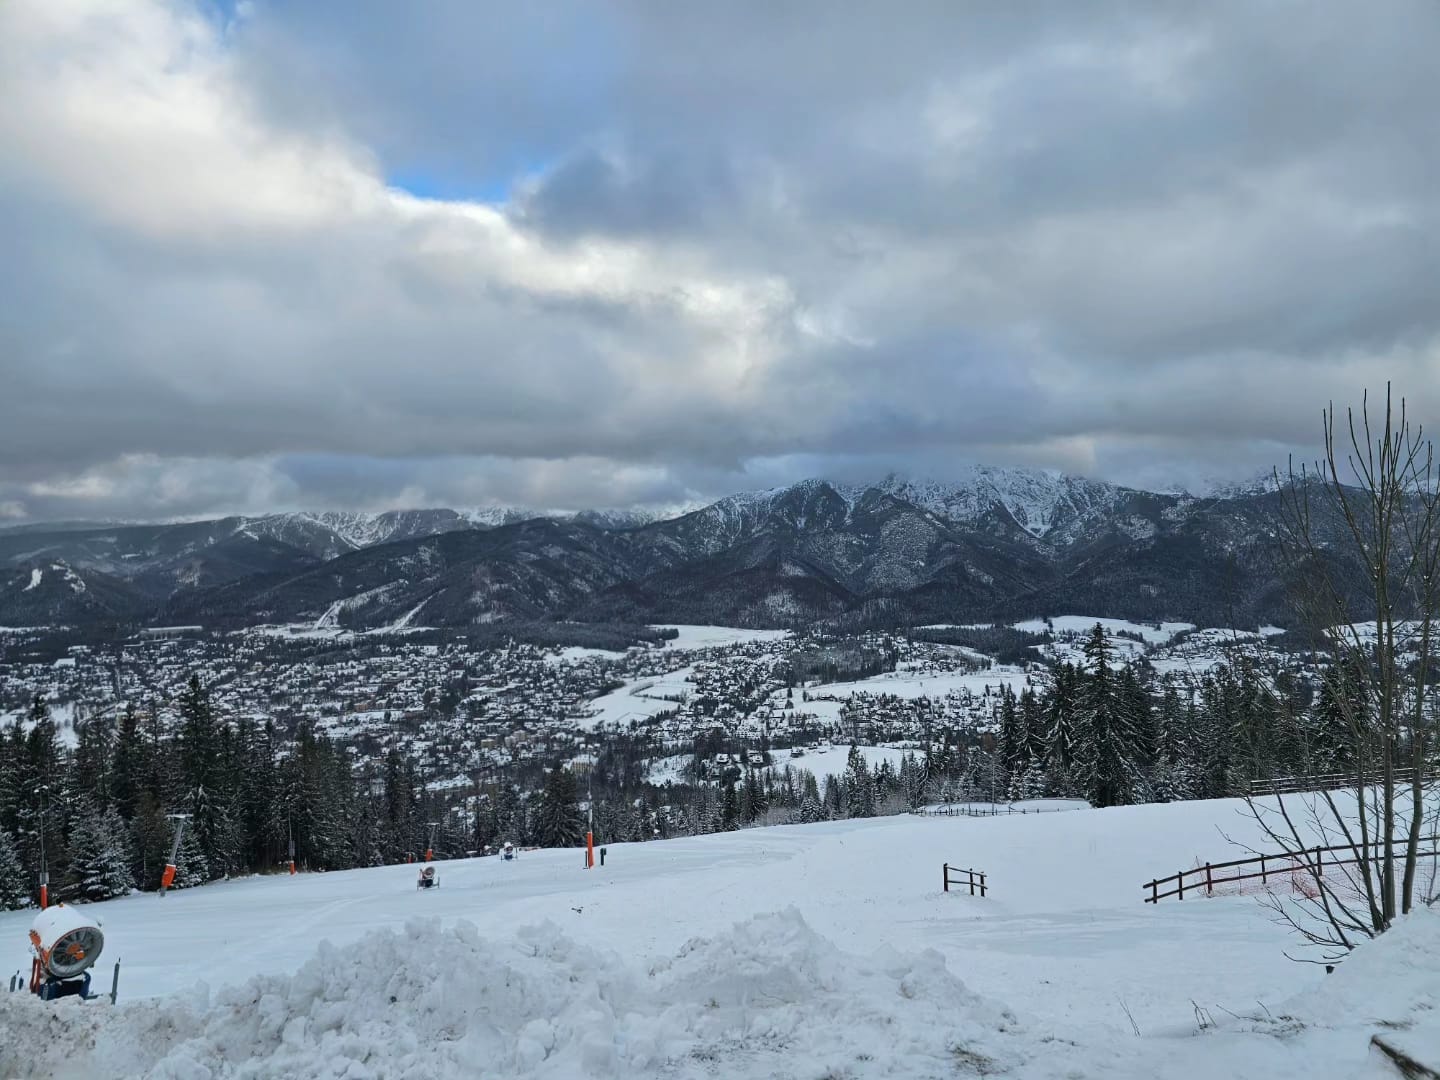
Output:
[
  {"left": 23, "top": 904, "right": 117, "bottom": 1002},
  {"left": 416, "top": 865, "right": 439, "bottom": 890}
]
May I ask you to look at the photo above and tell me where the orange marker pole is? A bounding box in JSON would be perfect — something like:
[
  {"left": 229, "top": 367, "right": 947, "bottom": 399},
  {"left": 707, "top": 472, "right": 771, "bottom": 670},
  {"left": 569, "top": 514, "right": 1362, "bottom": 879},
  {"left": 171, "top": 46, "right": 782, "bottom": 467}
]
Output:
[{"left": 585, "top": 831, "right": 595, "bottom": 869}]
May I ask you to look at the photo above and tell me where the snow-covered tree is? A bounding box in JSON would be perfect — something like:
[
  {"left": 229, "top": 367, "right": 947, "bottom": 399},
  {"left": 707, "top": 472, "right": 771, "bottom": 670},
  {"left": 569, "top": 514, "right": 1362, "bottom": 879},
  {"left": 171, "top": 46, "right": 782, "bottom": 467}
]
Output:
[
  {"left": 844, "top": 745, "right": 875, "bottom": 818},
  {"left": 66, "top": 803, "right": 133, "bottom": 902},
  {"left": 0, "top": 828, "right": 31, "bottom": 910},
  {"left": 1073, "top": 625, "right": 1140, "bottom": 808},
  {"left": 534, "top": 767, "right": 585, "bottom": 848}
]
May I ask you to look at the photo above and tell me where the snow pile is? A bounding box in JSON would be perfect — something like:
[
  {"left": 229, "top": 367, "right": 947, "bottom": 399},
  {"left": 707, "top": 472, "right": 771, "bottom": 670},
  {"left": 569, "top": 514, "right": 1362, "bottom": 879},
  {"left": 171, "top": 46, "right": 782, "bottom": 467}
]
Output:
[
  {"left": 1289, "top": 906, "right": 1440, "bottom": 1071},
  {"left": 0, "top": 910, "right": 1024, "bottom": 1080}
]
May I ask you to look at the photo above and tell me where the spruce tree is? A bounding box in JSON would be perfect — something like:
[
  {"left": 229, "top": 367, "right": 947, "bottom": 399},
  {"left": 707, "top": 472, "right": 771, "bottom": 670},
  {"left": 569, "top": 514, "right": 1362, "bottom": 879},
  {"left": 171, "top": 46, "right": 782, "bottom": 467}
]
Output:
[
  {"left": 844, "top": 745, "right": 875, "bottom": 817},
  {"left": 1073, "top": 625, "right": 1139, "bottom": 808},
  {"left": 0, "top": 828, "right": 30, "bottom": 910},
  {"left": 66, "top": 803, "right": 133, "bottom": 902},
  {"left": 534, "top": 768, "right": 585, "bottom": 848}
]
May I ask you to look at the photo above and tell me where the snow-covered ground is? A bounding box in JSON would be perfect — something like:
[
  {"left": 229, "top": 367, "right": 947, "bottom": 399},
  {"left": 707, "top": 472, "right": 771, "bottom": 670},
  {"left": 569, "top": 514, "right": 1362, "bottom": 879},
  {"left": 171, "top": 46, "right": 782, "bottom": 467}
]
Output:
[
  {"left": 655, "top": 625, "right": 792, "bottom": 650},
  {"left": 807, "top": 668, "right": 1033, "bottom": 701},
  {"left": 767, "top": 743, "right": 907, "bottom": 783},
  {"left": 1013, "top": 615, "right": 1196, "bottom": 644},
  {"left": 578, "top": 669, "right": 695, "bottom": 731},
  {"left": 5, "top": 796, "right": 1430, "bottom": 1078}
]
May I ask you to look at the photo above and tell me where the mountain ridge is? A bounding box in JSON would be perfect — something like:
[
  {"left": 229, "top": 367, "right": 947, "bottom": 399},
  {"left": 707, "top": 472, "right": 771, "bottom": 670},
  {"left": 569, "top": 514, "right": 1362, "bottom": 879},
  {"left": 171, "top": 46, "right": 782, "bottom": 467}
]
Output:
[{"left": 0, "top": 468, "right": 1328, "bottom": 631}]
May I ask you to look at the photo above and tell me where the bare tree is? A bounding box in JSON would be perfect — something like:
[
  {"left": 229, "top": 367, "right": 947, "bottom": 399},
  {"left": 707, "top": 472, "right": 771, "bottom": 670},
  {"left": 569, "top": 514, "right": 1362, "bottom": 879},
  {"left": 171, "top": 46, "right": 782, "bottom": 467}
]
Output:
[{"left": 1249, "top": 386, "right": 1440, "bottom": 960}]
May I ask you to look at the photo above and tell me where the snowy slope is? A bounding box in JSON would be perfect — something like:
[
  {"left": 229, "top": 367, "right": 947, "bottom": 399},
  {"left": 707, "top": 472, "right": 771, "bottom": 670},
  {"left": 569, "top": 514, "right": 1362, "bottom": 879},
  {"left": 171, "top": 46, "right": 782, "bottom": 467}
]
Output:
[{"left": 6, "top": 796, "right": 1422, "bottom": 1078}]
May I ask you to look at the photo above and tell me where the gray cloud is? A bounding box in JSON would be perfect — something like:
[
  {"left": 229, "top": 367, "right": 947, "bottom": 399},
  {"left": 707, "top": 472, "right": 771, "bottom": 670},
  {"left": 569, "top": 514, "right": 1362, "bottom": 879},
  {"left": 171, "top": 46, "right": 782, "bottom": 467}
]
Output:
[{"left": 2, "top": 0, "right": 1440, "bottom": 524}]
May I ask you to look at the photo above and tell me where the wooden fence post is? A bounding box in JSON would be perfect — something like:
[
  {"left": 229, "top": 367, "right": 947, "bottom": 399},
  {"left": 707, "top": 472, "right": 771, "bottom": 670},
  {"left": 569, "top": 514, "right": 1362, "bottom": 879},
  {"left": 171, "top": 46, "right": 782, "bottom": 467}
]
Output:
[
  {"left": 1260, "top": 854, "right": 1266, "bottom": 885},
  {"left": 980, "top": 871, "right": 987, "bottom": 898},
  {"left": 1205, "top": 862, "right": 1213, "bottom": 897},
  {"left": 943, "top": 863, "right": 949, "bottom": 893},
  {"left": 1178, "top": 870, "right": 1185, "bottom": 900}
]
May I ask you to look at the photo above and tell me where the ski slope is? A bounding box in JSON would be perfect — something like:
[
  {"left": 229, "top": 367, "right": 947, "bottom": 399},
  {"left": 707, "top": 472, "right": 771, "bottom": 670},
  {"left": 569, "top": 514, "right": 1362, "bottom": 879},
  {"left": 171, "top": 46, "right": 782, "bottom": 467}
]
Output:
[{"left": 2, "top": 798, "right": 1435, "bottom": 1078}]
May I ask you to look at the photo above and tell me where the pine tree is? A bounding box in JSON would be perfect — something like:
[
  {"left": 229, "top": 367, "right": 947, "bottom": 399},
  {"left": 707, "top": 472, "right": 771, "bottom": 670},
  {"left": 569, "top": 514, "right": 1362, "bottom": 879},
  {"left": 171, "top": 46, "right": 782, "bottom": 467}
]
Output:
[
  {"left": 0, "top": 828, "right": 31, "bottom": 910},
  {"left": 110, "top": 704, "right": 145, "bottom": 821},
  {"left": 1046, "top": 663, "right": 1080, "bottom": 777},
  {"left": 998, "top": 686, "right": 1024, "bottom": 775},
  {"left": 719, "top": 778, "right": 739, "bottom": 831},
  {"left": 844, "top": 745, "right": 875, "bottom": 817},
  {"left": 65, "top": 803, "right": 133, "bottom": 902},
  {"left": 171, "top": 822, "right": 209, "bottom": 889},
  {"left": 534, "top": 767, "right": 585, "bottom": 848},
  {"left": 1073, "top": 625, "right": 1139, "bottom": 808}
]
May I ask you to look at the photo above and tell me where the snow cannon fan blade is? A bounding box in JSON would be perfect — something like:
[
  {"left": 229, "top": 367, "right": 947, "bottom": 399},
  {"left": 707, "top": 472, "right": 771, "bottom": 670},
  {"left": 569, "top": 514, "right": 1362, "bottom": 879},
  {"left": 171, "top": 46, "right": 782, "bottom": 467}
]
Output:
[{"left": 29, "top": 905, "right": 104, "bottom": 980}]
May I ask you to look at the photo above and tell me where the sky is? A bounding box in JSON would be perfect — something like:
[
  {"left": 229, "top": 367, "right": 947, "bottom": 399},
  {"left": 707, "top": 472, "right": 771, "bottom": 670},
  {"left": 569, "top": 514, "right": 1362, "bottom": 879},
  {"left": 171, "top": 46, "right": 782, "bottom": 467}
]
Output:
[{"left": 3, "top": 1, "right": 1439, "bottom": 524}]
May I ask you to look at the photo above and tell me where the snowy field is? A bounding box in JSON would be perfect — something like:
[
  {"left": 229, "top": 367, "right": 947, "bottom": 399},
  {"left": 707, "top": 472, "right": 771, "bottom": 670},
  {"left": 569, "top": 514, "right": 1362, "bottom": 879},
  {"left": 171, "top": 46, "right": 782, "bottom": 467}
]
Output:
[
  {"left": 767, "top": 744, "right": 908, "bottom": 783},
  {"left": 4, "top": 796, "right": 1434, "bottom": 1078},
  {"left": 655, "top": 624, "right": 792, "bottom": 650},
  {"left": 806, "top": 668, "right": 1033, "bottom": 701},
  {"left": 578, "top": 669, "right": 695, "bottom": 731}
]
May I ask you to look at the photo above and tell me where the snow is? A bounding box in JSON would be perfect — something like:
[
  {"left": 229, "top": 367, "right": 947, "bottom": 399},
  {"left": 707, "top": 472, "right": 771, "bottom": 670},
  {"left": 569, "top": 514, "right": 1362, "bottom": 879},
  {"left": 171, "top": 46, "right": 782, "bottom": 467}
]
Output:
[
  {"left": 1012, "top": 616, "right": 1195, "bottom": 644},
  {"left": 1, "top": 797, "right": 1435, "bottom": 1078},
  {"left": 655, "top": 625, "right": 792, "bottom": 650},
  {"left": 809, "top": 668, "right": 1034, "bottom": 700},
  {"left": 577, "top": 671, "right": 692, "bottom": 730},
  {"left": 768, "top": 744, "right": 907, "bottom": 783},
  {"left": 21, "top": 567, "right": 41, "bottom": 591},
  {"left": 545, "top": 645, "right": 624, "bottom": 665}
]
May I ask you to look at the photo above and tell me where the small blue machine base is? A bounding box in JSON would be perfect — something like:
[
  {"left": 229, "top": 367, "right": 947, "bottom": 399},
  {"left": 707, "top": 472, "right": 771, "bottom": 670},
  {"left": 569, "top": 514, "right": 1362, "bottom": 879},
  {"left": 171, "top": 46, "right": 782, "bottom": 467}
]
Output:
[{"left": 36, "top": 972, "right": 93, "bottom": 1001}]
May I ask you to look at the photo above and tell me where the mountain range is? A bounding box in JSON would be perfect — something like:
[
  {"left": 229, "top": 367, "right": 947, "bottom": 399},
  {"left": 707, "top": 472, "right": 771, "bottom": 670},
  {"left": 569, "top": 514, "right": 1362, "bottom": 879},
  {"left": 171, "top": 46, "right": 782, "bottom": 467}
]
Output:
[{"left": 0, "top": 468, "right": 1306, "bottom": 632}]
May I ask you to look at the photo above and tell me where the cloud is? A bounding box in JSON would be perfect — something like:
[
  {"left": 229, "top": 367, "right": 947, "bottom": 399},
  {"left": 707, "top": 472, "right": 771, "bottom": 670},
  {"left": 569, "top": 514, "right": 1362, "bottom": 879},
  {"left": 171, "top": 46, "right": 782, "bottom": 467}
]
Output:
[{"left": 2, "top": 0, "right": 1440, "bottom": 522}]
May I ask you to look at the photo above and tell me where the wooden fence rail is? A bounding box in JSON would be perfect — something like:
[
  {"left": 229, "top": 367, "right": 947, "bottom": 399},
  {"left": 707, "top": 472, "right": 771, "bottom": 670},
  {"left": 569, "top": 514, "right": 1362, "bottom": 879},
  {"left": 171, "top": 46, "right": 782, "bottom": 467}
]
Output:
[
  {"left": 1248, "top": 766, "right": 1439, "bottom": 798},
  {"left": 919, "top": 804, "right": 1070, "bottom": 819},
  {"left": 1143, "top": 835, "right": 1440, "bottom": 903},
  {"left": 943, "top": 863, "right": 988, "bottom": 897}
]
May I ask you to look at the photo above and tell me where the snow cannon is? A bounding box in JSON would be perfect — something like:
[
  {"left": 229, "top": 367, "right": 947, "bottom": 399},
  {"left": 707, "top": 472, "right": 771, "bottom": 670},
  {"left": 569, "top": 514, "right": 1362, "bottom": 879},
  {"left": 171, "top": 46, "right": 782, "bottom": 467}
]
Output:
[
  {"left": 416, "top": 865, "right": 438, "bottom": 890},
  {"left": 28, "top": 904, "right": 105, "bottom": 1001}
]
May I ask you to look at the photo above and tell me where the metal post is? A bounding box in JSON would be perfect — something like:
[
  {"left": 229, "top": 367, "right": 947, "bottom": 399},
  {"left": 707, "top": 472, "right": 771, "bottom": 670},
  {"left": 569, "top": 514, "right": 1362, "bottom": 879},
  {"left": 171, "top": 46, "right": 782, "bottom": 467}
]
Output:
[
  {"left": 37, "top": 787, "right": 48, "bottom": 910},
  {"left": 160, "top": 814, "right": 189, "bottom": 896},
  {"left": 943, "top": 863, "right": 949, "bottom": 892},
  {"left": 110, "top": 960, "right": 120, "bottom": 1005}
]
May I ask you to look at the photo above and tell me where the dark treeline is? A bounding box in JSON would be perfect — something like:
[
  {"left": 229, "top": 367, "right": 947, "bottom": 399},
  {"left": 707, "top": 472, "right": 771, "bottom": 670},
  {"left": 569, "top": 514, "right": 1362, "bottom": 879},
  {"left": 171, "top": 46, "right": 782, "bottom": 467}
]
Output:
[{"left": 0, "top": 624, "right": 1384, "bottom": 910}]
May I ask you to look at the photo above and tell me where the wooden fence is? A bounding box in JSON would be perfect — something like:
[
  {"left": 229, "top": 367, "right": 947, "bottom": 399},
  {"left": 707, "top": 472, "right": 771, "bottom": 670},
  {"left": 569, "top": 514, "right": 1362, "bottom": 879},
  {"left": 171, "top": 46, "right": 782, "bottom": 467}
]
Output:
[
  {"left": 919, "top": 804, "right": 1069, "bottom": 819},
  {"left": 1248, "top": 766, "right": 1439, "bottom": 798},
  {"left": 1142, "top": 835, "right": 1440, "bottom": 903},
  {"left": 943, "top": 864, "right": 988, "bottom": 897}
]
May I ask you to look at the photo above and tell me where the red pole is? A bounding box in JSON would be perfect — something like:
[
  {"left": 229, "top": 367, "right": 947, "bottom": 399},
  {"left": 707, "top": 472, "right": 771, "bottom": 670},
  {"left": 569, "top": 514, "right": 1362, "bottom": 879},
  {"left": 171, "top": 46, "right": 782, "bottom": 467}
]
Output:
[{"left": 585, "top": 831, "right": 595, "bottom": 869}]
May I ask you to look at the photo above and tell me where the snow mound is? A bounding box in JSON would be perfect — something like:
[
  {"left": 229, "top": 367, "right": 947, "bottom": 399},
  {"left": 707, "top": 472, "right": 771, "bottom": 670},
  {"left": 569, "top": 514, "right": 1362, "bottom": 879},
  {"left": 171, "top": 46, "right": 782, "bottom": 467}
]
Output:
[{"left": 0, "top": 910, "right": 1022, "bottom": 1079}]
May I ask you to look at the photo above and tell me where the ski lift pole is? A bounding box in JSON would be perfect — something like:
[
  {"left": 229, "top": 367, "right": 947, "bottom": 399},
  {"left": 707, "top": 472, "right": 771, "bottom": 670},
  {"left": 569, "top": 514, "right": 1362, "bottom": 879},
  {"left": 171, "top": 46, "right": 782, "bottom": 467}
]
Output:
[
  {"left": 159, "top": 814, "right": 190, "bottom": 897},
  {"left": 585, "top": 784, "right": 595, "bottom": 870},
  {"left": 36, "top": 787, "right": 49, "bottom": 909}
]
